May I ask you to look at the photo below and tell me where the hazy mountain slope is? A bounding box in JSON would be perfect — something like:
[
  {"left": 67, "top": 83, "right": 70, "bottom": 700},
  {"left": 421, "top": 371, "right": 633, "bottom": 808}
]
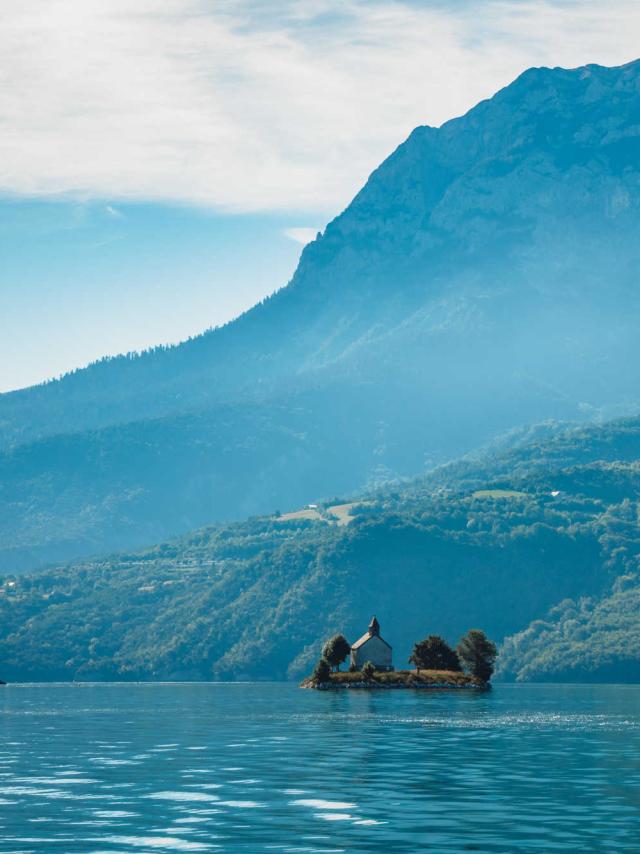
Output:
[
  {"left": 400, "top": 416, "right": 640, "bottom": 497},
  {"left": 0, "top": 382, "right": 420, "bottom": 573},
  {"left": 4, "top": 58, "right": 640, "bottom": 450},
  {"left": 498, "top": 577, "right": 640, "bottom": 683},
  {"left": 3, "top": 58, "right": 640, "bottom": 570},
  {"left": 1, "top": 415, "right": 639, "bottom": 682}
]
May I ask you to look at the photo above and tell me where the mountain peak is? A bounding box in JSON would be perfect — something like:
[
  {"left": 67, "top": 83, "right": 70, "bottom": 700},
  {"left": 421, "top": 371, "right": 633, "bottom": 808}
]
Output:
[{"left": 3, "top": 58, "right": 640, "bottom": 571}]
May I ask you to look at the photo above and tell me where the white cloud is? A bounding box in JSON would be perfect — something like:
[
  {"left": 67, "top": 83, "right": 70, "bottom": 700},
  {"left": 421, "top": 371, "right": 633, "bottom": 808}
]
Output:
[
  {"left": 0, "top": 0, "right": 639, "bottom": 213},
  {"left": 284, "top": 226, "right": 320, "bottom": 244}
]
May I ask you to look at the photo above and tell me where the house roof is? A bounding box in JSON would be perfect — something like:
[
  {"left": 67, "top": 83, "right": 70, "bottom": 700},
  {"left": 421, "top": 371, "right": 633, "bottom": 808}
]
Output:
[{"left": 351, "top": 631, "right": 392, "bottom": 651}]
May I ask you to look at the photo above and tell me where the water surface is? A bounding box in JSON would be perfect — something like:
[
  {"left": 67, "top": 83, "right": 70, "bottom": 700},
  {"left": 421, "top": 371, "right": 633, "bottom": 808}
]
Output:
[{"left": 1, "top": 683, "right": 639, "bottom": 852}]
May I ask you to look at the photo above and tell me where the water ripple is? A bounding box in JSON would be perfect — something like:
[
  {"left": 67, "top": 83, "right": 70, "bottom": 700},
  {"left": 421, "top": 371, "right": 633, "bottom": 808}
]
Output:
[{"left": 1, "top": 683, "right": 639, "bottom": 852}]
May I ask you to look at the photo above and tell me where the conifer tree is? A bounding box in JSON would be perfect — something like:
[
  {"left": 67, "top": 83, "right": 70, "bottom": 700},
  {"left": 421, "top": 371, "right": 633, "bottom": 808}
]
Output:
[{"left": 456, "top": 630, "right": 497, "bottom": 682}]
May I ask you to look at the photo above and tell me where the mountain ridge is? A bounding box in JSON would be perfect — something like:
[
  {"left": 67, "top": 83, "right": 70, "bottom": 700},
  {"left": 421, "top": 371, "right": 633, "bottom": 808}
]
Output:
[
  {"left": 5, "top": 58, "right": 640, "bottom": 430},
  {"left": 4, "top": 57, "right": 640, "bottom": 571}
]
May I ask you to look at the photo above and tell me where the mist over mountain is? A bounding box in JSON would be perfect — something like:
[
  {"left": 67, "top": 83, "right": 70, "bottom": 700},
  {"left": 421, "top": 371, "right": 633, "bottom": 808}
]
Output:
[{"left": 3, "top": 58, "right": 640, "bottom": 572}]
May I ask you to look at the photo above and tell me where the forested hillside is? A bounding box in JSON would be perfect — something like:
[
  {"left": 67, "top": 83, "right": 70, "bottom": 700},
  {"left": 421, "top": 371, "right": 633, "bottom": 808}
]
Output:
[
  {"left": 3, "top": 59, "right": 640, "bottom": 572},
  {"left": 1, "top": 415, "right": 639, "bottom": 682},
  {"left": 498, "top": 579, "right": 640, "bottom": 682}
]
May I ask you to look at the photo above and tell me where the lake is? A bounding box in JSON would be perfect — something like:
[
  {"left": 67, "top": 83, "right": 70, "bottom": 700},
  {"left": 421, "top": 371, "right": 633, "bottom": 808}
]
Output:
[{"left": 1, "top": 683, "right": 639, "bottom": 852}]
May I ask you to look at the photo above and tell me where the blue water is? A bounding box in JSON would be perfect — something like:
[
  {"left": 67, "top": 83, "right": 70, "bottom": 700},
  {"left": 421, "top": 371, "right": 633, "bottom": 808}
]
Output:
[{"left": 1, "top": 683, "right": 639, "bottom": 852}]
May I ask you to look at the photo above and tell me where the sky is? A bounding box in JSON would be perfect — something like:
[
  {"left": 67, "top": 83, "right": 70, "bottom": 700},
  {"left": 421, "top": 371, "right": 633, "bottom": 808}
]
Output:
[{"left": 2, "top": 0, "right": 640, "bottom": 392}]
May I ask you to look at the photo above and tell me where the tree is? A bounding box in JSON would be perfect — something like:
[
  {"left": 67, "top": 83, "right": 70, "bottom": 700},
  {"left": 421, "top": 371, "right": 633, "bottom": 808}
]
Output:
[
  {"left": 322, "top": 634, "right": 351, "bottom": 672},
  {"left": 313, "top": 658, "right": 331, "bottom": 683},
  {"left": 361, "top": 661, "right": 376, "bottom": 680},
  {"left": 409, "top": 635, "right": 461, "bottom": 673},
  {"left": 456, "top": 629, "right": 497, "bottom": 682}
]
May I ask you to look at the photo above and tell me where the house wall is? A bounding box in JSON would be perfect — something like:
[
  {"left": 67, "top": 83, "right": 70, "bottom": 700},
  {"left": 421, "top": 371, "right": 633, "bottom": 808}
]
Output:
[{"left": 351, "top": 636, "right": 393, "bottom": 670}]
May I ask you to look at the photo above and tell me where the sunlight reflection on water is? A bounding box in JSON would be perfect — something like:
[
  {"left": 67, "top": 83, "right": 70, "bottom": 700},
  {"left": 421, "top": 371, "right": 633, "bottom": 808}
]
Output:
[{"left": 0, "top": 683, "right": 639, "bottom": 852}]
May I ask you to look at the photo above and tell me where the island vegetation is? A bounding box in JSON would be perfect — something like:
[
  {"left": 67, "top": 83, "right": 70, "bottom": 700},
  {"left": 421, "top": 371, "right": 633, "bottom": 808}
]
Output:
[
  {"left": 303, "top": 629, "right": 496, "bottom": 690},
  {"left": 301, "top": 669, "right": 482, "bottom": 690}
]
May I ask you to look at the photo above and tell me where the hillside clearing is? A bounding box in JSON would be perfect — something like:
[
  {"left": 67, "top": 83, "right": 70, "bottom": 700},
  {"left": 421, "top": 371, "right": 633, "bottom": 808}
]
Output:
[
  {"left": 277, "top": 502, "right": 363, "bottom": 526},
  {"left": 472, "top": 489, "right": 528, "bottom": 499}
]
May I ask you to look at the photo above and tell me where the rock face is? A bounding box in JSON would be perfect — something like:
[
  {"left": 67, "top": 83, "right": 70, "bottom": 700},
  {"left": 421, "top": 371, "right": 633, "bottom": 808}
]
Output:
[{"left": 2, "top": 60, "right": 640, "bottom": 571}]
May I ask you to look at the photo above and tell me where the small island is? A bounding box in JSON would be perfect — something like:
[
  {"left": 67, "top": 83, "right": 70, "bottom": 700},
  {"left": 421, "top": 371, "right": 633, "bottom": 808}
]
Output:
[{"left": 301, "top": 617, "right": 496, "bottom": 691}]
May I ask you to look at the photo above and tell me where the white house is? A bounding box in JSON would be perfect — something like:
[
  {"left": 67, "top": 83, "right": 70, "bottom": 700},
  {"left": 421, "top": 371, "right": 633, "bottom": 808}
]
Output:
[{"left": 350, "top": 616, "right": 393, "bottom": 671}]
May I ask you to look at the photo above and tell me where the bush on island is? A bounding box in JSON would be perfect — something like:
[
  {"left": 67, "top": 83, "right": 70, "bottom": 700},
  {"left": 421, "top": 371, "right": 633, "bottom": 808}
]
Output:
[
  {"left": 409, "top": 635, "right": 461, "bottom": 673},
  {"left": 313, "top": 658, "right": 332, "bottom": 683},
  {"left": 361, "top": 661, "right": 376, "bottom": 681},
  {"left": 322, "top": 634, "right": 351, "bottom": 671},
  {"left": 456, "top": 629, "right": 497, "bottom": 682}
]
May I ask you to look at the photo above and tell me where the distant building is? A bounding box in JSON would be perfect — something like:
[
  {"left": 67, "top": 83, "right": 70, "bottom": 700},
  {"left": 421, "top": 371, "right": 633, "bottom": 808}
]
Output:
[{"left": 350, "top": 616, "right": 393, "bottom": 671}]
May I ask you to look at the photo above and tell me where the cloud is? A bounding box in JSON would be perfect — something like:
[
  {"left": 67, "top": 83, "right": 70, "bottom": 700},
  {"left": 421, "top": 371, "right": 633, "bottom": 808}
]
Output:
[
  {"left": 1, "top": 0, "right": 639, "bottom": 213},
  {"left": 284, "top": 226, "right": 320, "bottom": 244}
]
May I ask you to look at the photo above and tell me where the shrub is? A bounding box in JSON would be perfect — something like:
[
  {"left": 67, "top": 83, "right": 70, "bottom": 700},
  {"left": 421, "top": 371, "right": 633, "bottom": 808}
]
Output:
[
  {"left": 361, "top": 661, "right": 376, "bottom": 680},
  {"left": 456, "top": 629, "right": 497, "bottom": 682},
  {"left": 312, "top": 658, "right": 332, "bottom": 683},
  {"left": 409, "top": 635, "right": 461, "bottom": 672}
]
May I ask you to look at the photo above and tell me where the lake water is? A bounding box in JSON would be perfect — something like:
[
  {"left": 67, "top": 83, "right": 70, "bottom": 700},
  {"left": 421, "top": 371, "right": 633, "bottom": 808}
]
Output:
[{"left": 1, "top": 683, "right": 639, "bottom": 852}]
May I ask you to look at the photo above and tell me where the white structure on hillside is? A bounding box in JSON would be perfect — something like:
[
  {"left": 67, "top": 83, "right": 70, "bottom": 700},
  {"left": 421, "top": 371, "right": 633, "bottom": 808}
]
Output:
[{"left": 350, "top": 616, "right": 393, "bottom": 671}]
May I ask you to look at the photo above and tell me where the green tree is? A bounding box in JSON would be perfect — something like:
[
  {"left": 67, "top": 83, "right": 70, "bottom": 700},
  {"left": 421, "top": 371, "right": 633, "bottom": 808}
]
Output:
[
  {"left": 313, "top": 658, "right": 331, "bottom": 683},
  {"left": 322, "top": 634, "right": 351, "bottom": 672},
  {"left": 361, "top": 661, "right": 376, "bottom": 680},
  {"left": 409, "top": 635, "right": 461, "bottom": 673},
  {"left": 456, "top": 629, "right": 497, "bottom": 682}
]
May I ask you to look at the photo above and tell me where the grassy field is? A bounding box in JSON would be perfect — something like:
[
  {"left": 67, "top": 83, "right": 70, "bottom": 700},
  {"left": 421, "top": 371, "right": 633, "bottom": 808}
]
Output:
[
  {"left": 326, "top": 502, "right": 360, "bottom": 526},
  {"left": 301, "top": 669, "right": 484, "bottom": 689},
  {"left": 277, "top": 507, "right": 323, "bottom": 523},
  {"left": 278, "top": 502, "right": 362, "bottom": 526},
  {"left": 472, "top": 489, "right": 528, "bottom": 499}
]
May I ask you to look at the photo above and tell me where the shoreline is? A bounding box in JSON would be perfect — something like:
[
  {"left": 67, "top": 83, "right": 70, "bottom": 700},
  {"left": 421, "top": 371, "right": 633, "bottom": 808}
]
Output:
[{"left": 300, "top": 669, "right": 487, "bottom": 691}]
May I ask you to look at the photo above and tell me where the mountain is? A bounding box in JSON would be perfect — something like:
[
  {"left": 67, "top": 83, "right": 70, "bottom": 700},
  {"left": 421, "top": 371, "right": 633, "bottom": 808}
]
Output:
[
  {"left": 1, "top": 414, "right": 639, "bottom": 682},
  {"left": 4, "top": 58, "right": 640, "bottom": 572},
  {"left": 498, "top": 578, "right": 640, "bottom": 683}
]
